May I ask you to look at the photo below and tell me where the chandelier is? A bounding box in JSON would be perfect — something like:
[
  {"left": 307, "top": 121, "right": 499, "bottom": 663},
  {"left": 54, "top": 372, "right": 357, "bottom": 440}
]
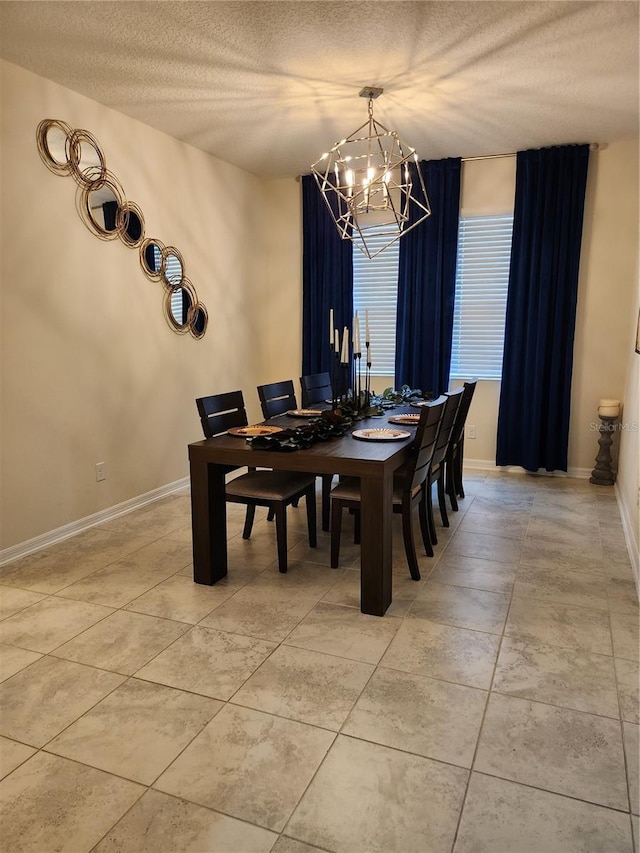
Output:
[{"left": 311, "top": 87, "right": 431, "bottom": 259}]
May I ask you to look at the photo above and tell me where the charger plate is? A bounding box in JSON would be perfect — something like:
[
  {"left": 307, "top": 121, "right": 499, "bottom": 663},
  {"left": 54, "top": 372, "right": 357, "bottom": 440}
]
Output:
[
  {"left": 227, "top": 425, "right": 283, "bottom": 437},
  {"left": 352, "top": 428, "right": 411, "bottom": 442},
  {"left": 287, "top": 409, "right": 323, "bottom": 417}
]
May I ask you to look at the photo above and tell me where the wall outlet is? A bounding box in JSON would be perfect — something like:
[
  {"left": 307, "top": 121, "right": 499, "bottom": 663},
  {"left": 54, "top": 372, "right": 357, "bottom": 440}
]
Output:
[
  {"left": 95, "top": 462, "right": 106, "bottom": 482},
  {"left": 466, "top": 424, "right": 476, "bottom": 439}
]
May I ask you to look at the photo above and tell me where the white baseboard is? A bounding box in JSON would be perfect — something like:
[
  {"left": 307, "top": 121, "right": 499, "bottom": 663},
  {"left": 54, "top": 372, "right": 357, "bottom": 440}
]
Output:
[
  {"left": 615, "top": 482, "right": 640, "bottom": 593},
  {"left": 464, "top": 459, "right": 591, "bottom": 479},
  {"left": 0, "top": 478, "right": 190, "bottom": 568}
]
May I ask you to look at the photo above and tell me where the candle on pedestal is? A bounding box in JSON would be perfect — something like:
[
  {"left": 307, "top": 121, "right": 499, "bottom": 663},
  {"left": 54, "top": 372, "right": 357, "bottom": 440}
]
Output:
[
  {"left": 340, "top": 327, "right": 349, "bottom": 364},
  {"left": 329, "top": 308, "right": 334, "bottom": 345},
  {"left": 353, "top": 313, "right": 361, "bottom": 355},
  {"left": 598, "top": 399, "right": 620, "bottom": 418}
]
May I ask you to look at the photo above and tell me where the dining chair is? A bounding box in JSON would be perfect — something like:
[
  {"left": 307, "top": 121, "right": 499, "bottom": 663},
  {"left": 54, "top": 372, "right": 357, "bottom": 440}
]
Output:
[
  {"left": 445, "top": 379, "right": 477, "bottom": 511},
  {"left": 329, "top": 397, "right": 446, "bottom": 580},
  {"left": 300, "top": 372, "right": 332, "bottom": 407},
  {"left": 257, "top": 379, "right": 298, "bottom": 419},
  {"left": 424, "top": 387, "right": 464, "bottom": 546},
  {"left": 257, "top": 379, "right": 333, "bottom": 532},
  {"left": 195, "top": 391, "right": 317, "bottom": 573}
]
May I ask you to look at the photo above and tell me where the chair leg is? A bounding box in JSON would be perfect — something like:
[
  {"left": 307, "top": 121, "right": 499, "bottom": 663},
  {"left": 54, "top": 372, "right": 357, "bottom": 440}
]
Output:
[
  {"left": 455, "top": 437, "right": 465, "bottom": 498},
  {"left": 267, "top": 508, "right": 275, "bottom": 522},
  {"left": 274, "top": 504, "right": 288, "bottom": 573},
  {"left": 401, "top": 502, "right": 421, "bottom": 581},
  {"left": 437, "top": 474, "right": 449, "bottom": 528},
  {"left": 446, "top": 456, "right": 459, "bottom": 512},
  {"left": 330, "top": 499, "right": 343, "bottom": 568},
  {"left": 321, "top": 474, "right": 332, "bottom": 531},
  {"left": 427, "top": 479, "right": 438, "bottom": 545},
  {"left": 306, "top": 487, "right": 317, "bottom": 548},
  {"left": 353, "top": 509, "right": 361, "bottom": 545},
  {"left": 418, "top": 491, "right": 434, "bottom": 558},
  {"left": 242, "top": 505, "right": 256, "bottom": 539}
]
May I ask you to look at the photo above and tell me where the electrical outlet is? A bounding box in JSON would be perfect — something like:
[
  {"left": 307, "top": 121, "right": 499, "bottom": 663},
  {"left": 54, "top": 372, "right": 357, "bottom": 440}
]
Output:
[
  {"left": 466, "top": 424, "right": 476, "bottom": 439},
  {"left": 95, "top": 462, "right": 106, "bottom": 482}
]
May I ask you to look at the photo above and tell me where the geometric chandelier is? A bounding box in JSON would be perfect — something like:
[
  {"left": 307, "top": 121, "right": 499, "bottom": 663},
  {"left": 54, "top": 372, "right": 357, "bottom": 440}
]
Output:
[{"left": 311, "top": 87, "right": 431, "bottom": 259}]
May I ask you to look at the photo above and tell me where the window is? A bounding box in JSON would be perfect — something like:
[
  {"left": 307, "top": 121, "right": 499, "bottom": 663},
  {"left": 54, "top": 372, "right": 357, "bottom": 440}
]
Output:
[
  {"left": 352, "top": 213, "right": 514, "bottom": 381},
  {"left": 450, "top": 214, "right": 514, "bottom": 379},
  {"left": 352, "top": 228, "right": 400, "bottom": 376}
]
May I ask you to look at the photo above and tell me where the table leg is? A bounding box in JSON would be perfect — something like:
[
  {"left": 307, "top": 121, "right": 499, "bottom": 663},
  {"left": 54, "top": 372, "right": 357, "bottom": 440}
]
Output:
[
  {"left": 190, "top": 458, "right": 228, "bottom": 584},
  {"left": 359, "top": 472, "right": 393, "bottom": 616}
]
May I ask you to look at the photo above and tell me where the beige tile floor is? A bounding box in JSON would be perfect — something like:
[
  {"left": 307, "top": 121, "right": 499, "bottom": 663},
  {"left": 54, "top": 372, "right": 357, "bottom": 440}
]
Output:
[{"left": 0, "top": 472, "right": 638, "bottom": 852}]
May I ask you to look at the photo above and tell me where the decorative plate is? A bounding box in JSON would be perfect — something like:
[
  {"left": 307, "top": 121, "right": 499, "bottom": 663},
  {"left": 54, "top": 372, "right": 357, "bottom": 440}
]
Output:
[
  {"left": 388, "top": 414, "right": 421, "bottom": 425},
  {"left": 410, "top": 401, "right": 430, "bottom": 408},
  {"left": 287, "top": 409, "right": 323, "bottom": 417},
  {"left": 352, "top": 428, "right": 411, "bottom": 441},
  {"left": 227, "top": 425, "right": 283, "bottom": 437}
]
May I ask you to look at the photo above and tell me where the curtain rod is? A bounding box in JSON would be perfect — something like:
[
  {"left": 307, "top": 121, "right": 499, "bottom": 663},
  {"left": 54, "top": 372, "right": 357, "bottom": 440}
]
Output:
[{"left": 463, "top": 143, "right": 601, "bottom": 163}]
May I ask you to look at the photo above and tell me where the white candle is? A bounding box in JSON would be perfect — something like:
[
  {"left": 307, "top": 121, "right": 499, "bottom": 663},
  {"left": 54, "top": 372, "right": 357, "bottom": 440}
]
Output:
[
  {"left": 598, "top": 399, "right": 620, "bottom": 418},
  {"left": 329, "top": 308, "right": 334, "bottom": 344},
  {"left": 334, "top": 328, "right": 340, "bottom": 353},
  {"left": 367, "top": 342, "right": 372, "bottom": 367},
  {"left": 353, "top": 313, "right": 361, "bottom": 355},
  {"left": 365, "top": 309, "right": 370, "bottom": 344},
  {"left": 340, "top": 326, "right": 349, "bottom": 364}
]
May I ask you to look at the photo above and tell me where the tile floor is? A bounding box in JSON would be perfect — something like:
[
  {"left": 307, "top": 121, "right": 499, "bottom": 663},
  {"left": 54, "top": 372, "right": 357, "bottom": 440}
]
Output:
[{"left": 0, "top": 472, "right": 638, "bottom": 852}]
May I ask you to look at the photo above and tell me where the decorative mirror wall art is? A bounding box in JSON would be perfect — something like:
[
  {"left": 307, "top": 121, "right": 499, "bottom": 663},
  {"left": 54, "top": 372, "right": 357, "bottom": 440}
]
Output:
[{"left": 36, "top": 119, "right": 208, "bottom": 339}]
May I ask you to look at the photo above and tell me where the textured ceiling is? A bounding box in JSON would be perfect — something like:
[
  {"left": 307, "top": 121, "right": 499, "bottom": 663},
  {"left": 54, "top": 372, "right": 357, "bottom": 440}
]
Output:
[{"left": 0, "top": 1, "right": 638, "bottom": 178}]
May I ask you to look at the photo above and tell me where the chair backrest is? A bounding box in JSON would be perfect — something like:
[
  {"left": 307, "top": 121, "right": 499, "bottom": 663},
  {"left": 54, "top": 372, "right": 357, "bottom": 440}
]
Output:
[
  {"left": 402, "top": 397, "right": 447, "bottom": 492},
  {"left": 447, "top": 379, "right": 477, "bottom": 450},
  {"left": 196, "top": 391, "right": 248, "bottom": 438},
  {"left": 257, "top": 380, "right": 297, "bottom": 419},
  {"left": 300, "top": 372, "right": 332, "bottom": 407},
  {"left": 431, "top": 387, "right": 464, "bottom": 469}
]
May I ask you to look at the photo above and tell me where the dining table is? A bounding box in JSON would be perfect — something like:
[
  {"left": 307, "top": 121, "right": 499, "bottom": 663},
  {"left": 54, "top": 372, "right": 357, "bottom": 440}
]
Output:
[{"left": 188, "top": 408, "right": 419, "bottom": 616}]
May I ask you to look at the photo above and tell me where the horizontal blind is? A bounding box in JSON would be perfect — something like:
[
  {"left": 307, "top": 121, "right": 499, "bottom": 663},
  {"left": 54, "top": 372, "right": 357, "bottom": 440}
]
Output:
[
  {"left": 450, "top": 214, "right": 514, "bottom": 380},
  {"left": 353, "top": 229, "right": 399, "bottom": 376}
]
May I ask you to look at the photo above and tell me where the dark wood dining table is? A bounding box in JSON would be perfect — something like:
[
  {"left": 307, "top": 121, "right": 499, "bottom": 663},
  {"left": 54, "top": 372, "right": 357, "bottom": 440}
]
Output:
[{"left": 188, "top": 410, "right": 418, "bottom": 616}]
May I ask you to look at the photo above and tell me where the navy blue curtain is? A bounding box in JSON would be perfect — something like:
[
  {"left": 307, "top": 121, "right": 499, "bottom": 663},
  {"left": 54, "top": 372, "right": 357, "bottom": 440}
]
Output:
[
  {"left": 301, "top": 175, "right": 353, "bottom": 375},
  {"left": 395, "top": 158, "right": 461, "bottom": 398},
  {"left": 496, "top": 144, "right": 590, "bottom": 472}
]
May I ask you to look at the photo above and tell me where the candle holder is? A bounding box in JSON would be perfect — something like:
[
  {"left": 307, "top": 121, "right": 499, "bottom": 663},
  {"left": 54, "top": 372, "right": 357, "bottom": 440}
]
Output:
[{"left": 589, "top": 415, "right": 618, "bottom": 485}]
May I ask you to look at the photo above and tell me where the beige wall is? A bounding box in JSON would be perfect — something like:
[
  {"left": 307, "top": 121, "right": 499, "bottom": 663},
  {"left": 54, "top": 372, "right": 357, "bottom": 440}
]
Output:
[
  {"left": 0, "top": 60, "right": 292, "bottom": 549},
  {"left": 571, "top": 139, "right": 639, "bottom": 471},
  {"left": 615, "top": 255, "right": 639, "bottom": 573}
]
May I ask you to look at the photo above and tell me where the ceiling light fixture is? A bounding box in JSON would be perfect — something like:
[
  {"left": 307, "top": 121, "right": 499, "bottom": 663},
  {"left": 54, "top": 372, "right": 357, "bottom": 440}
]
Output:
[{"left": 311, "top": 87, "right": 431, "bottom": 259}]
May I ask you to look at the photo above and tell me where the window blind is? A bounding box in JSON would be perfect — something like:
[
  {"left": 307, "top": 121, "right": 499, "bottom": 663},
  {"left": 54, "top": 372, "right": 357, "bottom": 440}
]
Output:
[
  {"left": 450, "top": 214, "right": 514, "bottom": 380},
  {"left": 352, "top": 229, "right": 400, "bottom": 376}
]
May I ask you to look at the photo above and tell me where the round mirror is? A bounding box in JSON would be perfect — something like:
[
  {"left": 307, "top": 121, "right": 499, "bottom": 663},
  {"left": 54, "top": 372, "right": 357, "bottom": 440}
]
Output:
[
  {"left": 165, "top": 279, "right": 196, "bottom": 333},
  {"left": 162, "top": 246, "right": 184, "bottom": 289},
  {"left": 79, "top": 175, "right": 124, "bottom": 240},
  {"left": 68, "top": 129, "right": 107, "bottom": 189},
  {"left": 189, "top": 302, "right": 208, "bottom": 339},
  {"left": 36, "top": 119, "right": 73, "bottom": 175},
  {"left": 140, "top": 238, "right": 165, "bottom": 280},
  {"left": 118, "top": 202, "right": 144, "bottom": 248}
]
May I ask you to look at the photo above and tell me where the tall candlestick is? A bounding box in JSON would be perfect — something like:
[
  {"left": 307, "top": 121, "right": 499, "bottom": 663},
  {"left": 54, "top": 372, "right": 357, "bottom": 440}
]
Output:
[
  {"left": 366, "top": 342, "right": 371, "bottom": 368},
  {"left": 329, "top": 308, "right": 334, "bottom": 344},
  {"left": 353, "top": 313, "right": 361, "bottom": 355},
  {"left": 340, "top": 326, "right": 349, "bottom": 364}
]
